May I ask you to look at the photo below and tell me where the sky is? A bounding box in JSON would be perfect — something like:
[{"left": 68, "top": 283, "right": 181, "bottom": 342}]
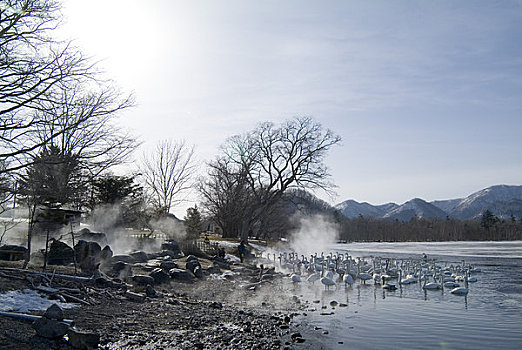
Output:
[{"left": 60, "top": 0, "right": 522, "bottom": 217}]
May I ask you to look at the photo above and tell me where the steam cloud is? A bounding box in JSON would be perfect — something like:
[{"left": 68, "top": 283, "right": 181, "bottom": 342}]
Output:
[{"left": 289, "top": 214, "right": 339, "bottom": 257}]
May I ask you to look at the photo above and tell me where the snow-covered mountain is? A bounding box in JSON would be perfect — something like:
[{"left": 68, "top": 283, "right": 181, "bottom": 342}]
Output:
[
  {"left": 335, "top": 200, "right": 395, "bottom": 218},
  {"left": 335, "top": 185, "right": 522, "bottom": 221},
  {"left": 382, "top": 198, "right": 447, "bottom": 221},
  {"left": 449, "top": 185, "right": 522, "bottom": 220}
]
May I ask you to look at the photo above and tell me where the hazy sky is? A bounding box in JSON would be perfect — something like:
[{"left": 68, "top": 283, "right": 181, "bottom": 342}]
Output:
[{"left": 61, "top": 0, "right": 522, "bottom": 217}]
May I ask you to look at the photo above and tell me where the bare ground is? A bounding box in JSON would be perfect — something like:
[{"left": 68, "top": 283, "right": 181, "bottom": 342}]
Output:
[{"left": 0, "top": 259, "right": 322, "bottom": 349}]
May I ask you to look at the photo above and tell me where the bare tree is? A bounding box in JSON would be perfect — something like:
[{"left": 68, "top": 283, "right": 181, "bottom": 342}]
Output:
[
  {"left": 140, "top": 140, "right": 197, "bottom": 214},
  {"left": 220, "top": 117, "right": 341, "bottom": 242},
  {"left": 0, "top": 161, "right": 18, "bottom": 244},
  {"left": 199, "top": 156, "right": 253, "bottom": 238},
  {"left": 30, "top": 84, "right": 136, "bottom": 175},
  {"left": 0, "top": 0, "right": 112, "bottom": 173}
]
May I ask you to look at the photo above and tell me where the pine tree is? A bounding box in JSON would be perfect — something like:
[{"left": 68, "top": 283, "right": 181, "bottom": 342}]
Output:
[{"left": 184, "top": 205, "right": 202, "bottom": 241}]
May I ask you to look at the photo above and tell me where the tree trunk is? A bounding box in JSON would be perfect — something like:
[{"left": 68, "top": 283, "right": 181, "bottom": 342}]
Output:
[{"left": 23, "top": 204, "right": 37, "bottom": 269}]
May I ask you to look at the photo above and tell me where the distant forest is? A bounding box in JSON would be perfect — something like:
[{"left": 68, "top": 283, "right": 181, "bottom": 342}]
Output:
[
  {"left": 335, "top": 211, "right": 522, "bottom": 242},
  {"left": 281, "top": 192, "right": 522, "bottom": 242}
]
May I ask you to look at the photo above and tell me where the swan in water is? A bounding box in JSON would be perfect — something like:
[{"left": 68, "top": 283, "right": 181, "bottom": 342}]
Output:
[
  {"left": 321, "top": 275, "right": 336, "bottom": 290},
  {"left": 343, "top": 273, "right": 354, "bottom": 287},
  {"left": 320, "top": 268, "right": 336, "bottom": 290},
  {"left": 422, "top": 275, "right": 441, "bottom": 290},
  {"left": 450, "top": 276, "right": 469, "bottom": 295},
  {"left": 382, "top": 276, "right": 397, "bottom": 291},
  {"left": 307, "top": 271, "right": 321, "bottom": 284},
  {"left": 291, "top": 274, "right": 301, "bottom": 283}
]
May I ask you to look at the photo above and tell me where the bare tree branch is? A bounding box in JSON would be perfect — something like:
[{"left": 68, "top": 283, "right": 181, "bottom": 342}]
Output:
[{"left": 140, "top": 140, "right": 197, "bottom": 214}]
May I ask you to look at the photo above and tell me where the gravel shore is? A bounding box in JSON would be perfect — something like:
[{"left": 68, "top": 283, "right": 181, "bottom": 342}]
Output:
[{"left": 0, "top": 259, "right": 324, "bottom": 349}]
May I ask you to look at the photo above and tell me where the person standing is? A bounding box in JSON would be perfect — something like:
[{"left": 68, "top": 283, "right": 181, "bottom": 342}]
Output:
[{"left": 238, "top": 241, "right": 247, "bottom": 263}]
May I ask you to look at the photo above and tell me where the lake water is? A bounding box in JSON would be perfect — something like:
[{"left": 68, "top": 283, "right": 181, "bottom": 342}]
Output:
[{"left": 275, "top": 241, "right": 522, "bottom": 350}]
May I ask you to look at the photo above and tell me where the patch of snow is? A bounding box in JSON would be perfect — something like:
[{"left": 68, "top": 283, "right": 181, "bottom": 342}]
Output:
[
  {"left": 0, "top": 289, "right": 79, "bottom": 313},
  {"left": 225, "top": 254, "right": 240, "bottom": 262},
  {"left": 214, "top": 241, "right": 239, "bottom": 248},
  {"left": 249, "top": 243, "right": 267, "bottom": 251}
]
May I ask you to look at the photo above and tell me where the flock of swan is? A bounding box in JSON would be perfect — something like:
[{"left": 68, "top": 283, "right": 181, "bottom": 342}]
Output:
[{"left": 262, "top": 251, "right": 481, "bottom": 296}]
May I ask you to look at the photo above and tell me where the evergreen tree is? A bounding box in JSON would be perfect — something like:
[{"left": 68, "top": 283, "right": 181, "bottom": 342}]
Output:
[
  {"left": 19, "top": 145, "right": 80, "bottom": 209},
  {"left": 480, "top": 209, "right": 498, "bottom": 231},
  {"left": 184, "top": 205, "right": 202, "bottom": 241}
]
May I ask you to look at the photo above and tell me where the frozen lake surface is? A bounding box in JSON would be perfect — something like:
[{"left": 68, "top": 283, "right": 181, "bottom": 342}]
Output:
[{"left": 273, "top": 241, "right": 522, "bottom": 349}]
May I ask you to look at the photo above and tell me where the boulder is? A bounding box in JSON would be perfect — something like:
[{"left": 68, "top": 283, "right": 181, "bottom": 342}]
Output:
[
  {"left": 74, "top": 240, "right": 102, "bottom": 272},
  {"left": 186, "top": 254, "right": 199, "bottom": 262},
  {"left": 161, "top": 240, "right": 181, "bottom": 254},
  {"left": 159, "top": 259, "right": 178, "bottom": 270},
  {"left": 30, "top": 304, "right": 74, "bottom": 340},
  {"left": 67, "top": 328, "right": 100, "bottom": 349},
  {"left": 132, "top": 275, "right": 155, "bottom": 285},
  {"left": 47, "top": 239, "right": 74, "bottom": 265},
  {"left": 193, "top": 265, "right": 204, "bottom": 278},
  {"left": 150, "top": 268, "right": 170, "bottom": 284},
  {"left": 129, "top": 251, "right": 148, "bottom": 263},
  {"left": 145, "top": 284, "right": 157, "bottom": 298},
  {"left": 169, "top": 268, "right": 194, "bottom": 281},
  {"left": 100, "top": 245, "right": 113, "bottom": 261},
  {"left": 186, "top": 258, "right": 201, "bottom": 274},
  {"left": 207, "top": 263, "right": 222, "bottom": 274},
  {"left": 32, "top": 318, "right": 69, "bottom": 339},
  {"left": 111, "top": 255, "right": 134, "bottom": 263},
  {"left": 152, "top": 249, "right": 183, "bottom": 259},
  {"left": 77, "top": 228, "right": 107, "bottom": 245},
  {"left": 43, "top": 304, "right": 64, "bottom": 321}
]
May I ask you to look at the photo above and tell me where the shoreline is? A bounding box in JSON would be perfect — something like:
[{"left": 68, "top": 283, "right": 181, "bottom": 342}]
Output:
[{"left": 0, "top": 259, "right": 324, "bottom": 349}]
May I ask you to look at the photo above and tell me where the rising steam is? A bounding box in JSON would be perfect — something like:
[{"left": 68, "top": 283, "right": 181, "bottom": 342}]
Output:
[{"left": 289, "top": 214, "right": 339, "bottom": 256}]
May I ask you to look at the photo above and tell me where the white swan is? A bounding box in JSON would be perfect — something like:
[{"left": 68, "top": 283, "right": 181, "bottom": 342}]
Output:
[
  {"left": 307, "top": 271, "right": 321, "bottom": 284},
  {"left": 291, "top": 274, "right": 301, "bottom": 283},
  {"left": 450, "top": 276, "right": 469, "bottom": 295},
  {"left": 343, "top": 273, "right": 354, "bottom": 286},
  {"left": 320, "top": 275, "right": 336, "bottom": 290}
]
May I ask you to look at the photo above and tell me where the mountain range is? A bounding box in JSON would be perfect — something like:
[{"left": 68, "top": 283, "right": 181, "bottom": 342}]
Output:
[{"left": 335, "top": 185, "right": 522, "bottom": 221}]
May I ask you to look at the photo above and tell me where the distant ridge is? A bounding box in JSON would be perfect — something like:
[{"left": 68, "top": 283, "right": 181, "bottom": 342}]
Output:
[{"left": 335, "top": 185, "right": 522, "bottom": 221}]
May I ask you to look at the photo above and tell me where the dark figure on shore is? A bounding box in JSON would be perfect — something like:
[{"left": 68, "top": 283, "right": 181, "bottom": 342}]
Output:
[
  {"left": 238, "top": 241, "right": 247, "bottom": 263},
  {"left": 218, "top": 247, "right": 226, "bottom": 259}
]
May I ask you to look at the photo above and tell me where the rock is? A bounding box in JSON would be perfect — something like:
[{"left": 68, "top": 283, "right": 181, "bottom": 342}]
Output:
[
  {"left": 43, "top": 304, "right": 64, "bottom": 321},
  {"left": 110, "top": 261, "right": 132, "bottom": 275},
  {"left": 32, "top": 317, "right": 70, "bottom": 339},
  {"left": 130, "top": 251, "right": 148, "bottom": 263},
  {"left": 159, "top": 260, "right": 178, "bottom": 270},
  {"left": 207, "top": 263, "right": 222, "bottom": 274},
  {"left": 145, "top": 284, "right": 157, "bottom": 298},
  {"left": 150, "top": 268, "right": 170, "bottom": 284},
  {"left": 193, "top": 266, "right": 204, "bottom": 278},
  {"left": 208, "top": 301, "right": 222, "bottom": 309},
  {"left": 186, "top": 258, "right": 201, "bottom": 273},
  {"left": 77, "top": 228, "right": 107, "bottom": 244},
  {"left": 161, "top": 240, "right": 181, "bottom": 255},
  {"left": 124, "top": 290, "right": 146, "bottom": 302},
  {"left": 169, "top": 268, "right": 194, "bottom": 281},
  {"left": 132, "top": 275, "right": 155, "bottom": 285},
  {"left": 68, "top": 328, "right": 100, "bottom": 349},
  {"left": 186, "top": 254, "right": 198, "bottom": 262},
  {"left": 74, "top": 240, "right": 102, "bottom": 265},
  {"left": 79, "top": 256, "right": 98, "bottom": 273},
  {"left": 47, "top": 239, "right": 75, "bottom": 265},
  {"left": 100, "top": 245, "right": 113, "bottom": 260},
  {"left": 111, "top": 254, "right": 134, "bottom": 263},
  {"left": 157, "top": 249, "right": 183, "bottom": 259}
]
